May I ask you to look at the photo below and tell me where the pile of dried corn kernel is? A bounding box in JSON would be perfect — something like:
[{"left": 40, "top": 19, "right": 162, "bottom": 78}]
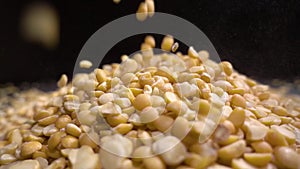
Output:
[
  {"left": 0, "top": 86, "right": 51, "bottom": 141},
  {"left": 0, "top": 35, "right": 300, "bottom": 169}
]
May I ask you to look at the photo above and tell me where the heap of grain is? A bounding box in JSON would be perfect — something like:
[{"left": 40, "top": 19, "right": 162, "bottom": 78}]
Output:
[{"left": 0, "top": 35, "right": 300, "bottom": 169}]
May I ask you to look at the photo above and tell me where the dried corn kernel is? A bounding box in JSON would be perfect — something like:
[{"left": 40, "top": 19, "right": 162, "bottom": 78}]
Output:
[
  {"left": 145, "top": 35, "right": 155, "bottom": 48},
  {"left": 161, "top": 35, "right": 174, "bottom": 52},
  {"left": 136, "top": 2, "right": 148, "bottom": 21},
  {"left": 79, "top": 60, "right": 93, "bottom": 69}
]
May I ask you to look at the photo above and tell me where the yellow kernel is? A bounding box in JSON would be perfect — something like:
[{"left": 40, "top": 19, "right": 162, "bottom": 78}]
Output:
[
  {"left": 141, "top": 43, "right": 152, "bottom": 51},
  {"left": 259, "top": 115, "right": 281, "bottom": 126},
  {"left": 243, "top": 153, "right": 272, "bottom": 167},
  {"left": 0, "top": 154, "right": 17, "bottom": 165},
  {"left": 279, "top": 116, "right": 292, "bottom": 124},
  {"left": 136, "top": 2, "right": 148, "bottom": 21},
  {"left": 271, "top": 125, "right": 295, "bottom": 145},
  {"left": 272, "top": 106, "right": 288, "bottom": 116},
  {"left": 189, "top": 66, "right": 205, "bottom": 74},
  {"left": 250, "top": 141, "right": 273, "bottom": 153},
  {"left": 220, "top": 61, "right": 233, "bottom": 76},
  {"left": 132, "top": 94, "right": 151, "bottom": 111},
  {"left": 122, "top": 106, "right": 135, "bottom": 115},
  {"left": 61, "top": 135, "right": 79, "bottom": 148},
  {"left": 145, "top": 0, "right": 155, "bottom": 17},
  {"left": 9, "top": 160, "right": 41, "bottom": 169},
  {"left": 132, "top": 145, "right": 153, "bottom": 162},
  {"left": 94, "top": 69, "right": 107, "bottom": 84},
  {"left": 200, "top": 72, "right": 211, "bottom": 83},
  {"left": 143, "top": 156, "right": 166, "bottom": 169},
  {"left": 155, "top": 68, "right": 176, "bottom": 83},
  {"left": 207, "top": 164, "right": 231, "bottom": 169},
  {"left": 129, "top": 82, "right": 141, "bottom": 88},
  {"left": 184, "top": 153, "right": 209, "bottom": 169},
  {"left": 144, "top": 35, "right": 155, "bottom": 48},
  {"left": 227, "top": 107, "right": 245, "bottom": 128},
  {"left": 188, "top": 47, "right": 199, "bottom": 58},
  {"left": 232, "top": 158, "right": 256, "bottom": 169},
  {"left": 48, "top": 132, "right": 65, "bottom": 150},
  {"left": 265, "top": 129, "right": 288, "bottom": 146},
  {"left": 45, "top": 147, "right": 61, "bottom": 159},
  {"left": 231, "top": 94, "right": 246, "bottom": 108},
  {"left": 129, "top": 88, "right": 143, "bottom": 97},
  {"left": 32, "top": 151, "right": 47, "bottom": 159},
  {"left": 245, "top": 78, "right": 257, "bottom": 87},
  {"left": 258, "top": 92, "right": 270, "bottom": 101},
  {"left": 292, "top": 121, "right": 300, "bottom": 129},
  {"left": 55, "top": 115, "right": 72, "bottom": 129},
  {"left": 164, "top": 92, "right": 179, "bottom": 103},
  {"left": 121, "top": 54, "right": 128, "bottom": 61},
  {"left": 218, "top": 135, "right": 239, "bottom": 146},
  {"left": 66, "top": 123, "right": 82, "bottom": 137},
  {"left": 125, "top": 88, "right": 135, "bottom": 103},
  {"left": 218, "top": 140, "right": 246, "bottom": 163},
  {"left": 38, "top": 115, "right": 58, "bottom": 126},
  {"left": 34, "top": 110, "right": 52, "bottom": 121},
  {"left": 57, "top": 74, "right": 68, "bottom": 88},
  {"left": 79, "top": 133, "right": 98, "bottom": 149},
  {"left": 228, "top": 88, "right": 245, "bottom": 95},
  {"left": 114, "top": 123, "right": 133, "bottom": 134},
  {"left": 198, "top": 99, "right": 210, "bottom": 116},
  {"left": 153, "top": 115, "right": 174, "bottom": 132},
  {"left": 222, "top": 120, "right": 236, "bottom": 134},
  {"left": 274, "top": 147, "right": 300, "bottom": 169},
  {"left": 161, "top": 35, "right": 174, "bottom": 51},
  {"left": 21, "top": 141, "right": 42, "bottom": 157},
  {"left": 106, "top": 114, "right": 128, "bottom": 127},
  {"left": 166, "top": 101, "right": 187, "bottom": 116}
]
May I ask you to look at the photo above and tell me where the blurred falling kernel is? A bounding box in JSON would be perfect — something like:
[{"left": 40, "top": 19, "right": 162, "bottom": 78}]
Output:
[
  {"left": 113, "top": 0, "right": 155, "bottom": 21},
  {"left": 136, "top": 0, "right": 155, "bottom": 21},
  {"left": 21, "top": 2, "right": 60, "bottom": 49},
  {"left": 113, "top": 0, "right": 121, "bottom": 4}
]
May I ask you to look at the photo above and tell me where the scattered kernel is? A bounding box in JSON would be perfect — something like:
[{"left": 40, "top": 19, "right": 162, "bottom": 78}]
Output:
[{"left": 79, "top": 60, "right": 93, "bottom": 69}]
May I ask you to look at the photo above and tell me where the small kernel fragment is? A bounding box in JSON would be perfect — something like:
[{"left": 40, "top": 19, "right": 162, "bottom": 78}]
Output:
[{"left": 171, "top": 42, "right": 179, "bottom": 52}]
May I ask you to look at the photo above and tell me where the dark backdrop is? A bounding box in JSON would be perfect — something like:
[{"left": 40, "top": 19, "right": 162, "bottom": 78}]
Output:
[{"left": 0, "top": 0, "right": 299, "bottom": 85}]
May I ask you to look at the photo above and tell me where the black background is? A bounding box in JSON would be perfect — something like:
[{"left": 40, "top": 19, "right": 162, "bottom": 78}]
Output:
[{"left": 0, "top": 0, "right": 299, "bottom": 86}]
